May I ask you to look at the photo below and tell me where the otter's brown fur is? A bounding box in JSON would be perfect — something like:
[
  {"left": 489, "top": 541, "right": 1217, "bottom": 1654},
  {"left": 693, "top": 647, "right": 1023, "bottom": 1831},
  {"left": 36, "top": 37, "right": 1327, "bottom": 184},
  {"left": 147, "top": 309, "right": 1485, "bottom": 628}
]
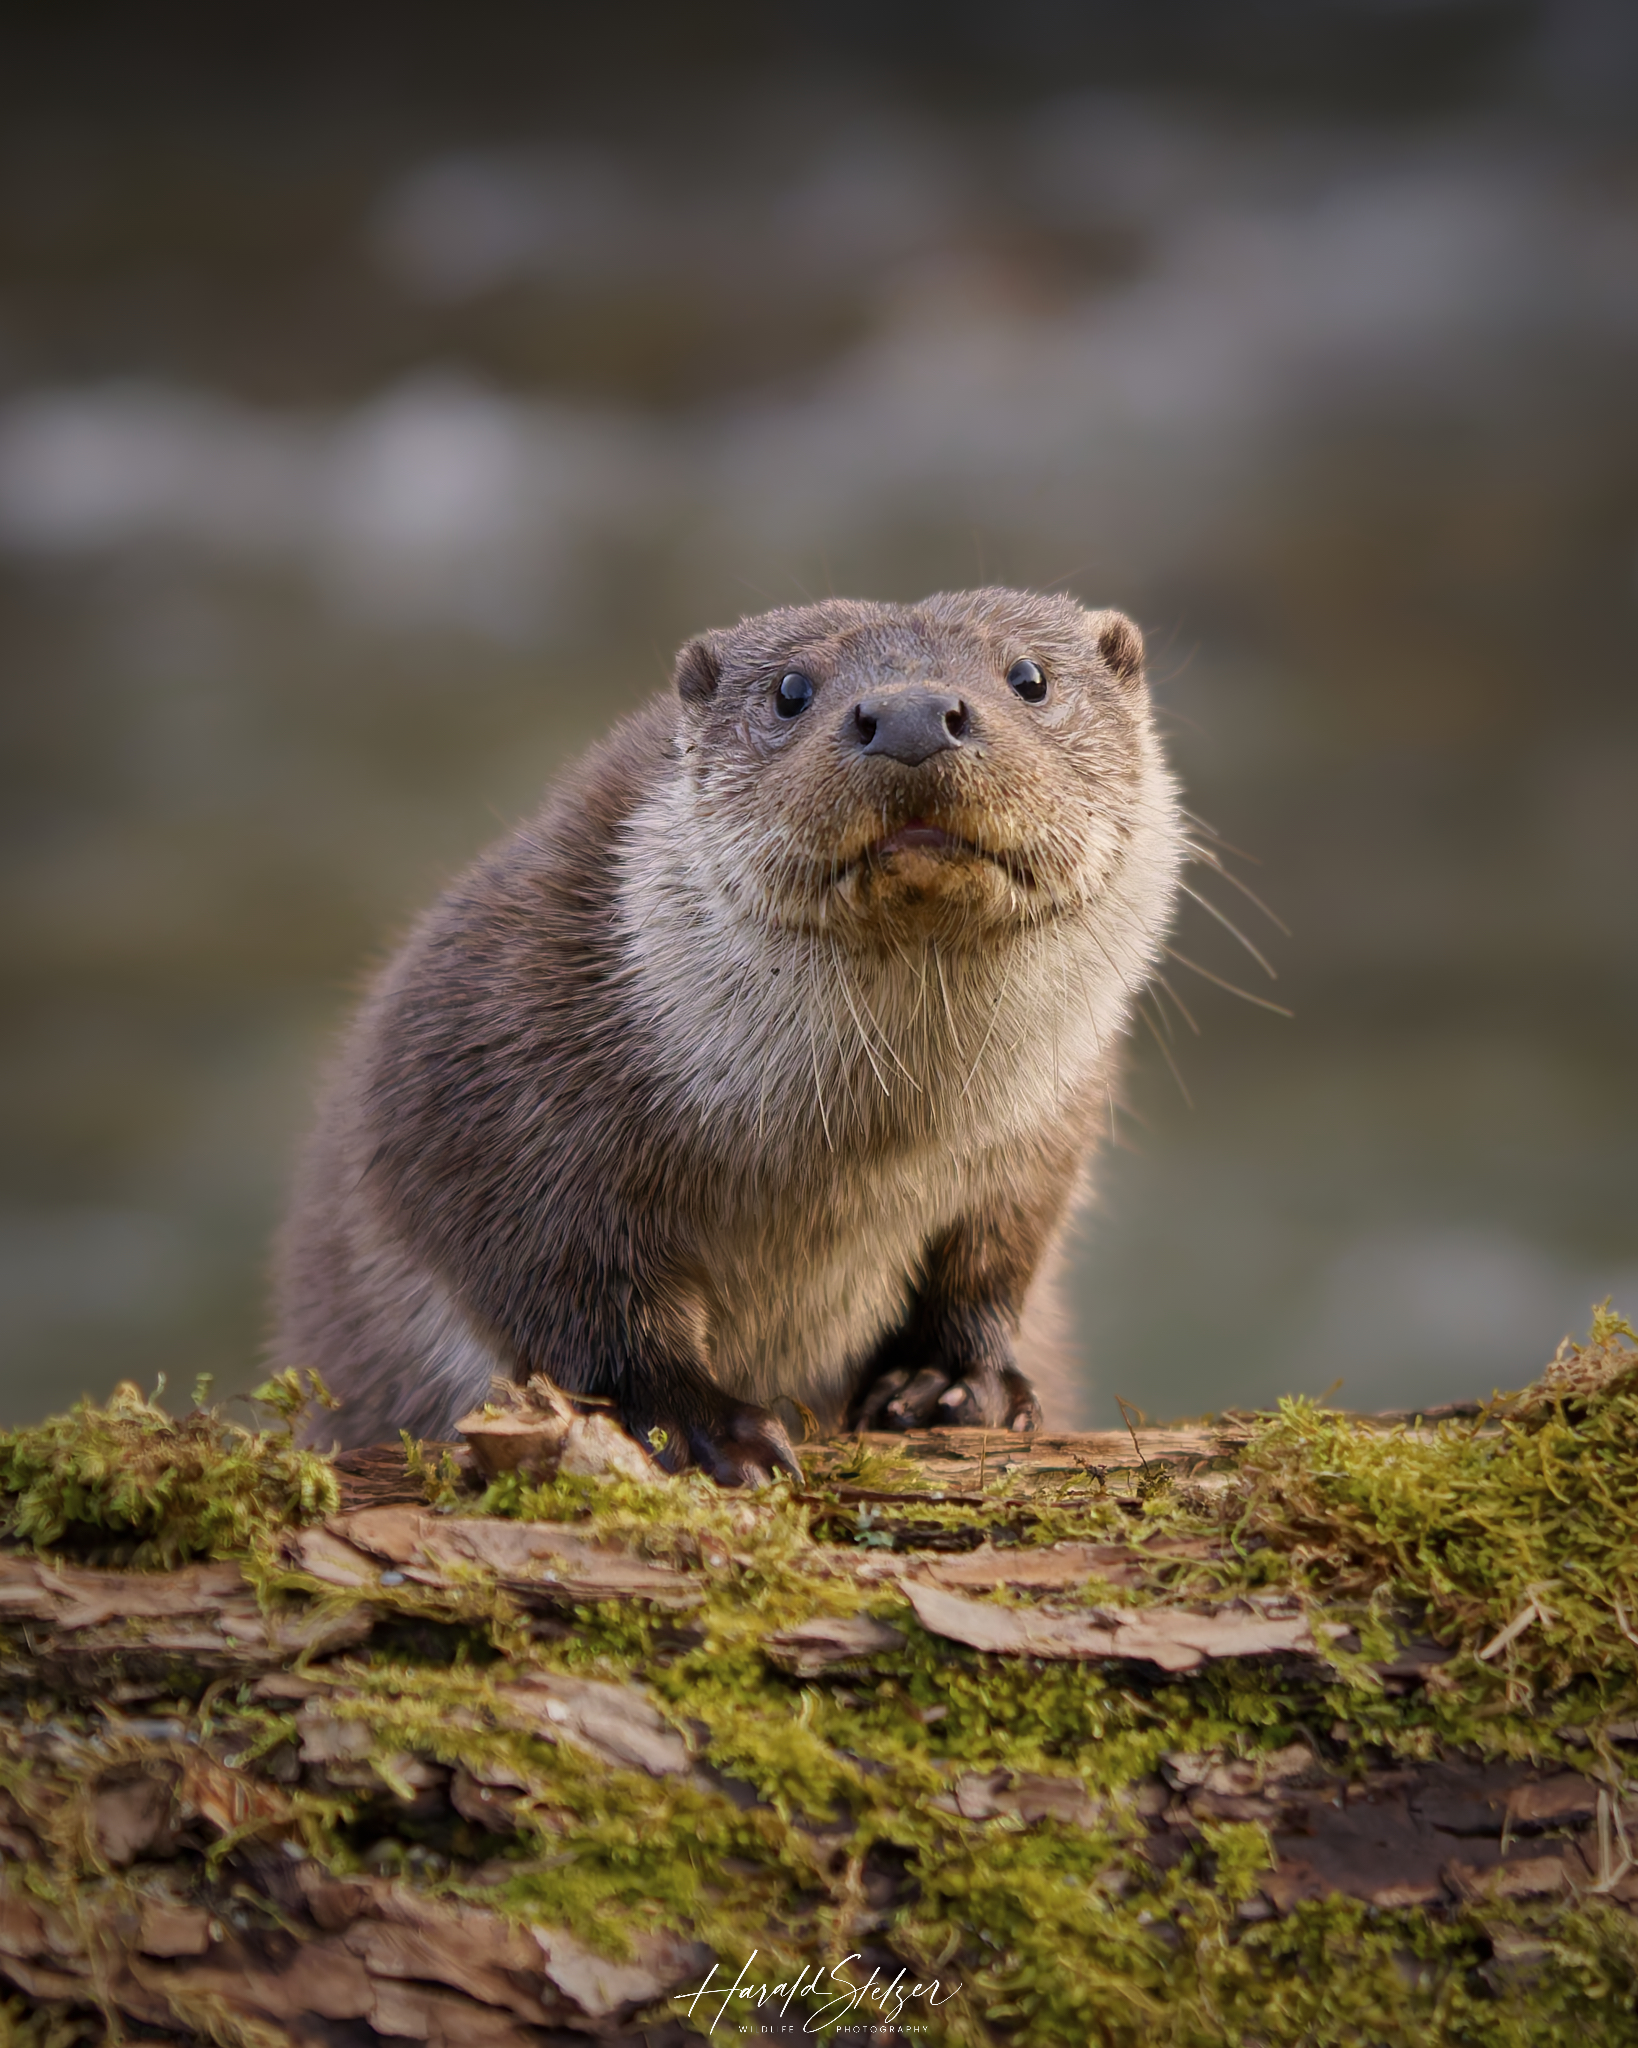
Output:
[{"left": 273, "top": 589, "right": 1184, "bottom": 1483}]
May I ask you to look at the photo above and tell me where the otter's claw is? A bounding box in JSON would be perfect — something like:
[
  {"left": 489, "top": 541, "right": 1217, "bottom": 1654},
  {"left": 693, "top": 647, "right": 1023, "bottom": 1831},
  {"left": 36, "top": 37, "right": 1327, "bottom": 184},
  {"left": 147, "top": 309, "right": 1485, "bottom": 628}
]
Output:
[
  {"left": 852, "top": 1361, "right": 1041, "bottom": 1433},
  {"left": 638, "top": 1390, "right": 802, "bottom": 1488}
]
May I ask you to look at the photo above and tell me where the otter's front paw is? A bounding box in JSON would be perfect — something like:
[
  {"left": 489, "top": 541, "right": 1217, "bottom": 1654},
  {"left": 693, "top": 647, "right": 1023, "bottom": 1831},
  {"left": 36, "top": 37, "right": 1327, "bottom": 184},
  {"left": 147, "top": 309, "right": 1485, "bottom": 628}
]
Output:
[
  {"left": 851, "top": 1360, "right": 1041, "bottom": 1433},
  {"left": 636, "top": 1389, "right": 802, "bottom": 1488}
]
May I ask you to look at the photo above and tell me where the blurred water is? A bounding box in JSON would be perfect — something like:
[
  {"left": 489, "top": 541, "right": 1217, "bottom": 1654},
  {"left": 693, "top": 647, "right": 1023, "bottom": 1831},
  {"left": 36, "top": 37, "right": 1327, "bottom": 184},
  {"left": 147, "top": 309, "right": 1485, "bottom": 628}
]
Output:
[{"left": 1, "top": 5, "right": 1635, "bottom": 1426}]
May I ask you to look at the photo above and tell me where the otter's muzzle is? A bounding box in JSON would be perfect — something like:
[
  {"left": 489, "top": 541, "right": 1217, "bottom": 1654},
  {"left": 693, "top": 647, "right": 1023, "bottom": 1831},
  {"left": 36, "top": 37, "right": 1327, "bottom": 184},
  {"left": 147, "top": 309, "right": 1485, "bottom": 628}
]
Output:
[{"left": 845, "top": 687, "right": 971, "bottom": 767}]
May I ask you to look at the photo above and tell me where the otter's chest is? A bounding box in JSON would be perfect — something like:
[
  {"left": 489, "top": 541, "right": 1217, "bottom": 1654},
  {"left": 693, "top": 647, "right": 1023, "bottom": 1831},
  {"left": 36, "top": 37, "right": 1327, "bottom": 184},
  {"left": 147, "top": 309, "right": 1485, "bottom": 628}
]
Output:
[
  {"left": 619, "top": 902, "right": 1128, "bottom": 1410},
  {"left": 701, "top": 1134, "right": 986, "bottom": 1413}
]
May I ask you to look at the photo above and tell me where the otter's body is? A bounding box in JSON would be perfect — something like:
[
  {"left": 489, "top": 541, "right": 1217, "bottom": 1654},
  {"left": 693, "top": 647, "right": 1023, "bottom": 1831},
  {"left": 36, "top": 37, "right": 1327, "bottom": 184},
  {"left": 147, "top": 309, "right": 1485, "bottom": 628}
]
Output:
[{"left": 274, "top": 590, "right": 1184, "bottom": 1482}]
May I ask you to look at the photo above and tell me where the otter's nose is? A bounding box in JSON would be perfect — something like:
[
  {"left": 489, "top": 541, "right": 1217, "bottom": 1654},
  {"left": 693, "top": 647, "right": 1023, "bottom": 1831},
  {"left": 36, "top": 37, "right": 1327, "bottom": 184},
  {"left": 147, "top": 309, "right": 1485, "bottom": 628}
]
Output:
[{"left": 847, "top": 689, "right": 970, "bottom": 766}]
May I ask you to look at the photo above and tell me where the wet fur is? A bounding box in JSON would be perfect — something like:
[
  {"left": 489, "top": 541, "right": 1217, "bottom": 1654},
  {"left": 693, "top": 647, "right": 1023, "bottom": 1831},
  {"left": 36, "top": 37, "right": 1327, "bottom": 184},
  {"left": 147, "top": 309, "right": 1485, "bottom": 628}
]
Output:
[{"left": 273, "top": 589, "right": 1184, "bottom": 1478}]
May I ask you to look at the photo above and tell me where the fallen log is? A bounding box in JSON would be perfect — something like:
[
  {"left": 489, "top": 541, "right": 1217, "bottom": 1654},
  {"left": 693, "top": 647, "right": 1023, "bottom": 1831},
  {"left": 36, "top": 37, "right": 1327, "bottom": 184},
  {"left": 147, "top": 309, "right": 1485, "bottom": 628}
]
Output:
[{"left": 5, "top": 1318, "right": 1638, "bottom": 2044}]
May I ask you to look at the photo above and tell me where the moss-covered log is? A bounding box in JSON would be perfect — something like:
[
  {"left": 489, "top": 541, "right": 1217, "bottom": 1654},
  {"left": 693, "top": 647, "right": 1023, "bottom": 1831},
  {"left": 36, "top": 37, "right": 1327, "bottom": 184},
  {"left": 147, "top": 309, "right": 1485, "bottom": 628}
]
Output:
[{"left": 6, "top": 1318, "right": 1638, "bottom": 2045}]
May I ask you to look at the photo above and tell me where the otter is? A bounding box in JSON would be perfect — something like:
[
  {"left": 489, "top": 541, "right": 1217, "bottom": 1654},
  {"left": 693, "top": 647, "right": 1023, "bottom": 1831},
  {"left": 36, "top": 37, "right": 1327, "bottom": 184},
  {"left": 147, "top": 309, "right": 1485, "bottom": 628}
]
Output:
[{"left": 273, "top": 588, "right": 1184, "bottom": 1484}]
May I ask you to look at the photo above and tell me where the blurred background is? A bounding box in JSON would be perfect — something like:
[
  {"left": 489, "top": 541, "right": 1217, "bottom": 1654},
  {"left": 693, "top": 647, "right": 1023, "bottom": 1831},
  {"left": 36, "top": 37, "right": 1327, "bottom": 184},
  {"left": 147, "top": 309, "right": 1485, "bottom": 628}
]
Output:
[{"left": 2, "top": 0, "right": 1636, "bottom": 1430}]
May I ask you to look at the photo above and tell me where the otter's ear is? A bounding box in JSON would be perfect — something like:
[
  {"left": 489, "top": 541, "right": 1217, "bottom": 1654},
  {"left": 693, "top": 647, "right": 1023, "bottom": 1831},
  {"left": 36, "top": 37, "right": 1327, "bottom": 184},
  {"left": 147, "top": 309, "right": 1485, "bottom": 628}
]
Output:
[
  {"left": 674, "top": 635, "right": 721, "bottom": 705},
  {"left": 1086, "top": 609, "right": 1145, "bottom": 686}
]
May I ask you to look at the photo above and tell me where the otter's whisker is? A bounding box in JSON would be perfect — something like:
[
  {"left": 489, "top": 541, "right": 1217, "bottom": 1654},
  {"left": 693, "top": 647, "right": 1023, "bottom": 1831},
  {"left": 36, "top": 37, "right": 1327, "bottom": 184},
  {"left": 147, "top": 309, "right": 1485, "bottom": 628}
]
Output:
[
  {"left": 1163, "top": 945, "right": 1294, "bottom": 1017},
  {"left": 1064, "top": 946, "right": 1107, "bottom": 1060},
  {"left": 1178, "top": 882, "right": 1281, "bottom": 979},
  {"left": 832, "top": 952, "right": 893, "bottom": 1098},
  {"left": 1083, "top": 920, "right": 1157, "bottom": 1009},
  {"left": 1180, "top": 808, "right": 1262, "bottom": 867},
  {"left": 890, "top": 935, "right": 930, "bottom": 1034},
  {"left": 931, "top": 940, "right": 965, "bottom": 1057},
  {"left": 1152, "top": 972, "right": 1201, "bottom": 1037},
  {"left": 1137, "top": 998, "right": 1194, "bottom": 1108},
  {"left": 844, "top": 957, "right": 922, "bottom": 1093},
  {"left": 1183, "top": 842, "right": 1291, "bottom": 935},
  {"left": 1045, "top": 925, "right": 1069, "bottom": 1103},
  {"left": 801, "top": 957, "right": 835, "bottom": 1151},
  {"left": 962, "top": 947, "right": 1013, "bottom": 1096},
  {"left": 755, "top": 1032, "right": 772, "bottom": 1150}
]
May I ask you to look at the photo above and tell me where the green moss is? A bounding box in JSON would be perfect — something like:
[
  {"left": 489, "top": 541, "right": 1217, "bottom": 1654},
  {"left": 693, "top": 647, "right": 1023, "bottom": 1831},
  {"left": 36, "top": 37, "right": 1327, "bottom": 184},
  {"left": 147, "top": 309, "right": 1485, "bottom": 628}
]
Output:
[
  {"left": 1205, "top": 1896, "right": 1638, "bottom": 2047},
  {"left": 0, "top": 1375, "right": 340, "bottom": 1568},
  {"left": 0, "top": 1994, "right": 95, "bottom": 2048},
  {"left": 1233, "top": 1306, "right": 1638, "bottom": 1747}
]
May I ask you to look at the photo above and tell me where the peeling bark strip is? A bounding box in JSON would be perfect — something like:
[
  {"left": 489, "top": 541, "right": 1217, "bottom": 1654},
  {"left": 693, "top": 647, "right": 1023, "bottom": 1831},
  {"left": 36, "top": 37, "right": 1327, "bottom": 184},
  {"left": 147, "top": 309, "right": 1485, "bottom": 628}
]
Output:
[
  {"left": 901, "top": 1578, "right": 1339, "bottom": 1671},
  {"left": 258, "top": 1666, "right": 695, "bottom": 1780},
  {"left": 0, "top": 1861, "right": 709, "bottom": 2043},
  {"left": 0, "top": 1551, "right": 372, "bottom": 1669},
  {"left": 807, "top": 1424, "right": 1251, "bottom": 1476},
  {"left": 296, "top": 1506, "right": 703, "bottom": 1606},
  {"left": 763, "top": 1614, "right": 907, "bottom": 1677},
  {"left": 1145, "top": 1751, "right": 1631, "bottom": 1917}
]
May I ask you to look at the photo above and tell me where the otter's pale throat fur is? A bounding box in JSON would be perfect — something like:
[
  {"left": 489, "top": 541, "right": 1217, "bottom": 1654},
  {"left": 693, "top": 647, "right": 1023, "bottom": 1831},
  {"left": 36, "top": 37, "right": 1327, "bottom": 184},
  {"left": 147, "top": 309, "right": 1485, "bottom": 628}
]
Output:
[{"left": 273, "top": 589, "right": 1185, "bottom": 1484}]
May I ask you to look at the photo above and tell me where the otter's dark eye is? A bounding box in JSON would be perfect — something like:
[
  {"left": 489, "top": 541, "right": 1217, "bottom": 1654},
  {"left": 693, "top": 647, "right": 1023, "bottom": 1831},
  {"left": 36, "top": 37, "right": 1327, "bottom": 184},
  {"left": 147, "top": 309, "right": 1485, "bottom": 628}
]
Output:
[
  {"left": 776, "top": 671, "right": 815, "bottom": 718},
  {"left": 1008, "top": 658, "right": 1047, "bottom": 704}
]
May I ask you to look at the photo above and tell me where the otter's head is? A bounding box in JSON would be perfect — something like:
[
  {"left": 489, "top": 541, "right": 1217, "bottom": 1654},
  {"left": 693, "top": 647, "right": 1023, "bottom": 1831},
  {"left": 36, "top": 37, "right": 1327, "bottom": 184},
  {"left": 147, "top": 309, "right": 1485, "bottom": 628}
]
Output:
[{"left": 671, "top": 588, "right": 1172, "bottom": 947}]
